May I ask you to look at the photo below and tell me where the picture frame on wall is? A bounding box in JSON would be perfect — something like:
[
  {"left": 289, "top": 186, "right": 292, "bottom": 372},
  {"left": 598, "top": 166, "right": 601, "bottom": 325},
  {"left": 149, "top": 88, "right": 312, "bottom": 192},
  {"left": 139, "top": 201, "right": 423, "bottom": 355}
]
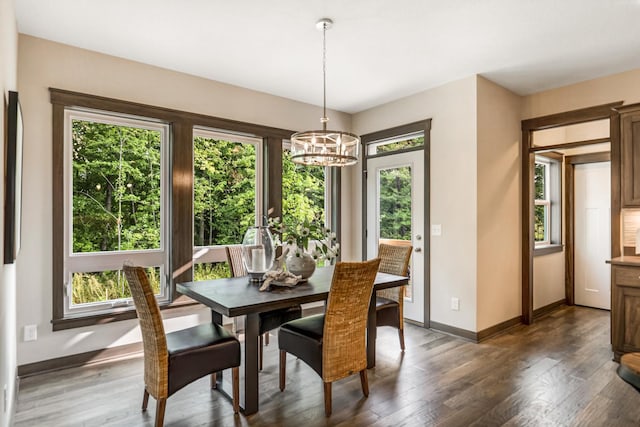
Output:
[{"left": 4, "top": 90, "right": 23, "bottom": 264}]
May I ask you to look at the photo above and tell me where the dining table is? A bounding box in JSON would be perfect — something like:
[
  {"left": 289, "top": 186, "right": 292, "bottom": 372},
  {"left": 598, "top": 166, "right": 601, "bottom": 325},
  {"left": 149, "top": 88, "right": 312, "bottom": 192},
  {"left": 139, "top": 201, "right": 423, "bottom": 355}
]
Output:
[{"left": 176, "top": 265, "right": 408, "bottom": 415}]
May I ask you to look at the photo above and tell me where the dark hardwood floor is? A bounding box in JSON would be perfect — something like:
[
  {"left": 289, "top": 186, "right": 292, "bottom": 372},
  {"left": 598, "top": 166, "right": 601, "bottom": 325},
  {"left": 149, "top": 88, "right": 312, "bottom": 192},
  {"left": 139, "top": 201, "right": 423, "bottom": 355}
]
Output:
[{"left": 15, "top": 306, "right": 640, "bottom": 426}]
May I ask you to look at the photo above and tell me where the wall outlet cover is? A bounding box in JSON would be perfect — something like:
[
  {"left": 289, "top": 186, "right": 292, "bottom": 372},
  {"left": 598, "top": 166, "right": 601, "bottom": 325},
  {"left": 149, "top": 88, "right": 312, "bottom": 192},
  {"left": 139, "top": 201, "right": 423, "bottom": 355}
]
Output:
[{"left": 24, "top": 325, "right": 37, "bottom": 342}]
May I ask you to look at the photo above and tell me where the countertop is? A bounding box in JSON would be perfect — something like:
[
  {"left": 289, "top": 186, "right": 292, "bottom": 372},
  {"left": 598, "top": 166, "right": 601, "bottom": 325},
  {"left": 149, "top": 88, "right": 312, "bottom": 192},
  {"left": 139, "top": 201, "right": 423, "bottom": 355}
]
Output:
[{"left": 607, "top": 256, "right": 640, "bottom": 266}]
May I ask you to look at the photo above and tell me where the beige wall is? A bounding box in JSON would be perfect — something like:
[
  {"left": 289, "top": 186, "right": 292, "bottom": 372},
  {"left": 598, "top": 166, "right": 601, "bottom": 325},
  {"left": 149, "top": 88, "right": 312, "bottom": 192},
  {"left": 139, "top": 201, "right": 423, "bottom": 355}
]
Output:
[
  {"left": 522, "top": 68, "right": 640, "bottom": 118},
  {"left": 533, "top": 252, "right": 565, "bottom": 310},
  {"left": 16, "top": 34, "right": 351, "bottom": 365},
  {"left": 0, "top": 0, "right": 18, "bottom": 424},
  {"left": 351, "top": 76, "right": 479, "bottom": 331},
  {"left": 476, "top": 76, "right": 522, "bottom": 330}
]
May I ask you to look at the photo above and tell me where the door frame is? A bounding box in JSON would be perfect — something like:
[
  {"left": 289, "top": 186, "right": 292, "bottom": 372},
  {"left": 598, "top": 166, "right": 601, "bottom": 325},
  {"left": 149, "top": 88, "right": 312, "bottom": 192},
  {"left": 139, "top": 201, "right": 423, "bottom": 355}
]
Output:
[
  {"left": 521, "top": 103, "right": 622, "bottom": 324},
  {"left": 361, "top": 119, "right": 431, "bottom": 327},
  {"left": 564, "top": 152, "right": 611, "bottom": 306}
]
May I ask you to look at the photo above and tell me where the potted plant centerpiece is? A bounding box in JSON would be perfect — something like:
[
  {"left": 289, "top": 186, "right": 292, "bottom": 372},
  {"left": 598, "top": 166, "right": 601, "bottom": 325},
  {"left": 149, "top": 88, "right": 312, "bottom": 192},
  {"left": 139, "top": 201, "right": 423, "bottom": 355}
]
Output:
[{"left": 269, "top": 216, "right": 339, "bottom": 279}]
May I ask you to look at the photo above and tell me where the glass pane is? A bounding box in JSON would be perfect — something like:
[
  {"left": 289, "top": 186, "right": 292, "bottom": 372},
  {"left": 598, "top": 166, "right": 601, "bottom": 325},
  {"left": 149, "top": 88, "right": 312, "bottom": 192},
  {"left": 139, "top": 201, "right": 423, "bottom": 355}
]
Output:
[
  {"left": 378, "top": 166, "right": 413, "bottom": 299},
  {"left": 193, "top": 136, "right": 256, "bottom": 246},
  {"left": 378, "top": 166, "right": 412, "bottom": 240},
  {"left": 72, "top": 120, "right": 161, "bottom": 253},
  {"left": 534, "top": 204, "right": 548, "bottom": 242},
  {"left": 282, "top": 149, "right": 326, "bottom": 230},
  {"left": 72, "top": 267, "right": 160, "bottom": 305},
  {"left": 369, "top": 135, "right": 424, "bottom": 155},
  {"left": 534, "top": 162, "right": 546, "bottom": 200},
  {"left": 193, "top": 262, "right": 230, "bottom": 281}
]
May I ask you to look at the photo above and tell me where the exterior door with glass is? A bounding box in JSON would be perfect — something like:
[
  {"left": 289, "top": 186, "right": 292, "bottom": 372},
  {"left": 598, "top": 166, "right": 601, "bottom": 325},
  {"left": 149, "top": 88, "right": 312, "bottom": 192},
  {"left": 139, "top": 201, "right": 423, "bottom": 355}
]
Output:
[{"left": 366, "top": 151, "right": 425, "bottom": 323}]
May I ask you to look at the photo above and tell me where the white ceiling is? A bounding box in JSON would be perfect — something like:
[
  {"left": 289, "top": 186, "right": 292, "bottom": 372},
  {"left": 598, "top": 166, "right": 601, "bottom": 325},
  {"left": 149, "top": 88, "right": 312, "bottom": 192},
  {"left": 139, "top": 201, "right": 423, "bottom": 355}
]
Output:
[{"left": 15, "top": 0, "right": 640, "bottom": 114}]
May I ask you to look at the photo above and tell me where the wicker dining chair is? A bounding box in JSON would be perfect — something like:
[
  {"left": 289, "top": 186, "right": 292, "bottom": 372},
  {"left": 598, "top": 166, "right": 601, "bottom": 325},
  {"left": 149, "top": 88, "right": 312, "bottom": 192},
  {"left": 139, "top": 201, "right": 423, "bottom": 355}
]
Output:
[
  {"left": 278, "top": 258, "right": 381, "bottom": 416},
  {"left": 123, "top": 265, "right": 241, "bottom": 427},
  {"left": 375, "top": 243, "right": 413, "bottom": 351},
  {"left": 225, "top": 245, "right": 302, "bottom": 370}
]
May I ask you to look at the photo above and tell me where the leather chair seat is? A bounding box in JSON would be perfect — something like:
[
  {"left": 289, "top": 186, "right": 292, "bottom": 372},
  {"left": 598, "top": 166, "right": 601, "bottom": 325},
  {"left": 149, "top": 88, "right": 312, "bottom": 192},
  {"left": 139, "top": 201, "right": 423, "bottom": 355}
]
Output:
[
  {"left": 166, "top": 323, "right": 240, "bottom": 396},
  {"left": 376, "top": 296, "right": 400, "bottom": 329},
  {"left": 278, "top": 313, "right": 325, "bottom": 376},
  {"left": 259, "top": 306, "right": 303, "bottom": 335}
]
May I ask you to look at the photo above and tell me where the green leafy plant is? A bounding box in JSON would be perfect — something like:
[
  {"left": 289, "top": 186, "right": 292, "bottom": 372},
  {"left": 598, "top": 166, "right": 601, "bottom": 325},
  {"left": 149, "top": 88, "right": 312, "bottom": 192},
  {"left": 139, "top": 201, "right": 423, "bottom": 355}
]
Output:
[{"left": 269, "top": 216, "right": 339, "bottom": 263}]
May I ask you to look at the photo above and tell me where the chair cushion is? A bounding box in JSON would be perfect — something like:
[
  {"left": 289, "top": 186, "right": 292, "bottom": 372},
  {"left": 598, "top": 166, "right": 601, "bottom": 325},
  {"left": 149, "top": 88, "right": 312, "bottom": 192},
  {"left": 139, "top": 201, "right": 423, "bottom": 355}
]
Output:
[
  {"left": 166, "top": 323, "right": 240, "bottom": 396},
  {"left": 376, "top": 296, "right": 400, "bottom": 328},
  {"left": 166, "top": 323, "right": 237, "bottom": 354},
  {"left": 259, "top": 305, "right": 303, "bottom": 335},
  {"left": 278, "top": 314, "right": 325, "bottom": 376}
]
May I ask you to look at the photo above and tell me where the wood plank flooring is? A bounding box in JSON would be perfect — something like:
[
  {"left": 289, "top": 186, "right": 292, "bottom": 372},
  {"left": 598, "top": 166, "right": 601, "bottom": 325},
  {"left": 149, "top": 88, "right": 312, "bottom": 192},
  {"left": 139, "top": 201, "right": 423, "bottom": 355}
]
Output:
[{"left": 14, "top": 306, "right": 640, "bottom": 426}]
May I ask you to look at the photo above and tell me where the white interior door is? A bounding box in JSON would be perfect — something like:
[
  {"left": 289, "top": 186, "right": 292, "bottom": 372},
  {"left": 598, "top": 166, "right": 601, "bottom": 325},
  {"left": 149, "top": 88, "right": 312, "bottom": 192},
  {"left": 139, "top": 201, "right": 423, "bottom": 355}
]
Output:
[
  {"left": 366, "top": 151, "right": 425, "bottom": 323},
  {"left": 574, "top": 161, "right": 611, "bottom": 309}
]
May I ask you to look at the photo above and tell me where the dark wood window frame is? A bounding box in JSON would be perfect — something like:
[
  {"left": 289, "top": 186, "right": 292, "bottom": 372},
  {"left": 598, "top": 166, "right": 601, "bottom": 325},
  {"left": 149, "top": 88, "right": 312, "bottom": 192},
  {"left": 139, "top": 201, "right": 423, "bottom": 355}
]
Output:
[{"left": 50, "top": 88, "right": 340, "bottom": 330}]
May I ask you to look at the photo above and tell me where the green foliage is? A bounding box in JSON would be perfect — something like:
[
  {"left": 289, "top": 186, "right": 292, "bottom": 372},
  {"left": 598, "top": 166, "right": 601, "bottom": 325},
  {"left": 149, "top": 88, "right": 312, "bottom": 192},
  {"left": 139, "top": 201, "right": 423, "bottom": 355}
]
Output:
[
  {"left": 193, "top": 263, "right": 230, "bottom": 281},
  {"left": 378, "top": 166, "right": 412, "bottom": 240},
  {"left": 72, "top": 268, "right": 160, "bottom": 304},
  {"left": 534, "top": 163, "right": 546, "bottom": 200},
  {"left": 534, "top": 205, "right": 547, "bottom": 242},
  {"left": 269, "top": 216, "right": 339, "bottom": 262},
  {"left": 72, "top": 120, "right": 161, "bottom": 252},
  {"left": 193, "top": 137, "right": 257, "bottom": 246},
  {"left": 375, "top": 136, "right": 424, "bottom": 154},
  {"left": 282, "top": 150, "right": 325, "bottom": 229}
]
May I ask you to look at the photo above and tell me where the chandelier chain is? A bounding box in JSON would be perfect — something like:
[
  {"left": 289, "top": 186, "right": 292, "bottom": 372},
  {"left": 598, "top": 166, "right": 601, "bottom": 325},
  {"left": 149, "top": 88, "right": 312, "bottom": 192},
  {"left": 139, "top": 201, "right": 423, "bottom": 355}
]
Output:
[{"left": 322, "top": 21, "right": 327, "bottom": 129}]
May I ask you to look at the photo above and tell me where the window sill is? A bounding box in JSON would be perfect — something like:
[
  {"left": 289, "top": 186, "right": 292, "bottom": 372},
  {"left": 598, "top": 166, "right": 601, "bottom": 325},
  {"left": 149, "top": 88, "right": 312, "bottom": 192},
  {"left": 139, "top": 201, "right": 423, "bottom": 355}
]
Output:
[
  {"left": 534, "top": 244, "right": 564, "bottom": 257},
  {"left": 51, "top": 296, "right": 201, "bottom": 331}
]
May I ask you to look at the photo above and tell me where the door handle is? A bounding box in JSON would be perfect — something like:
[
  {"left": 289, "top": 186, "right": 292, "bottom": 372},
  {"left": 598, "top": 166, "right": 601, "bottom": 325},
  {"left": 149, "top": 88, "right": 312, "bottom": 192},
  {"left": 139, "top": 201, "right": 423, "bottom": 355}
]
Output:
[{"left": 415, "top": 247, "right": 422, "bottom": 253}]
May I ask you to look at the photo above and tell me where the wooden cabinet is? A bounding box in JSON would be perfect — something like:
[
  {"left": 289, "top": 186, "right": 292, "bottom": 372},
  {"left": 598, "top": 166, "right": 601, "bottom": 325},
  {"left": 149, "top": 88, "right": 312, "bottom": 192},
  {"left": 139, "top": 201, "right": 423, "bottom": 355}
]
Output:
[
  {"left": 620, "top": 106, "right": 640, "bottom": 207},
  {"left": 611, "top": 259, "right": 640, "bottom": 361}
]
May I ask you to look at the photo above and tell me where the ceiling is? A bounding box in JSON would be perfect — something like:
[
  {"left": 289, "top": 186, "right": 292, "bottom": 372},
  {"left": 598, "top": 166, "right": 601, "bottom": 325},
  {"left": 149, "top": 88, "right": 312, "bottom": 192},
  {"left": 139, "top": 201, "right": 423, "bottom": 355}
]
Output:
[{"left": 15, "top": 0, "right": 640, "bottom": 114}]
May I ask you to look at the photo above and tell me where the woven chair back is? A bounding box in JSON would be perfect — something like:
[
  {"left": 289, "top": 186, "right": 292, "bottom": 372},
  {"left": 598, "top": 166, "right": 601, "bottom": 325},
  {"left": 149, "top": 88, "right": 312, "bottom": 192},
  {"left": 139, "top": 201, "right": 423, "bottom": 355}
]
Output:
[
  {"left": 225, "top": 245, "right": 247, "bottom": 277},
  {"left": 322, "top": 258, "right": 380, "bottom": 383},
  {"left": 123, "top": 265, "right": 169, "bottom": 399},
  {"left": 376, "top": 243, "right": 412, "bottom": 303}
]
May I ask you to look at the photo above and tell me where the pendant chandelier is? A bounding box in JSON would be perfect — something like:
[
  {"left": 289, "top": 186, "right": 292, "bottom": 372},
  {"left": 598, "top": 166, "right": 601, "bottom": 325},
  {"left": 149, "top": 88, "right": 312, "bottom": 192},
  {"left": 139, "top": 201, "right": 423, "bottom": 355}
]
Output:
[{"left": 290, "top": 18, "right": 360, "bottom": 167}]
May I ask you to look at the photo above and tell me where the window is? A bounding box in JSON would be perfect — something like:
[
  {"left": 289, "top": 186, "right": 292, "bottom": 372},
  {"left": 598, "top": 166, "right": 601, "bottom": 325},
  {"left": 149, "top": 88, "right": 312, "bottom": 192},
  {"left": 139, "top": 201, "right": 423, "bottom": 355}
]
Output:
[
  {"left": 367, "top": 132, "right": 424, "bottom": 156},
  {"left": 51, "top": 89, "right": 340, "bottom": 329},
  {"left": 64, "top": 109, "right": 170, "bottom": 316},
  {"left": 534, "top": 159, "right": 550, "bottom": 244},
  {"left": 282, "top": 142, "right": 329, "bottom": 229},
  {"left": 534, "top": 154, "right": 562, "bottom": 250},
  {"left": 192, "top": 128, "right": 263, "bottom": 280}
]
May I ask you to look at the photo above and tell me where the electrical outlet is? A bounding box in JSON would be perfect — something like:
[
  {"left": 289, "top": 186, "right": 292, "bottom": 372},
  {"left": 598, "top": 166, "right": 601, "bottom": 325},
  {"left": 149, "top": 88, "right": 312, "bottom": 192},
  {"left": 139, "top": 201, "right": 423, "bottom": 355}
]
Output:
[
  {"left": 24, "top": 325, "right": 37, "bottom": 342},
  {"left": 431, "top": 224, "right": 442, "bottom": 236},
  {"left": 451, "top": 297, "right": 460, "bottom": 311}
]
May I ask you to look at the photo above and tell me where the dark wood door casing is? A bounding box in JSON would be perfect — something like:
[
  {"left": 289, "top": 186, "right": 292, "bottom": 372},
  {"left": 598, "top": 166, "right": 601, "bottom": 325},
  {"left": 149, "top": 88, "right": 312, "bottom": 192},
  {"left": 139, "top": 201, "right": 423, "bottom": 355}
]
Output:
[
  {"left": 521, "top": 102, "right": 622, "bottom": 325},
  {"left": 564, "top": 152, "right": 611, "bottom": 306}
]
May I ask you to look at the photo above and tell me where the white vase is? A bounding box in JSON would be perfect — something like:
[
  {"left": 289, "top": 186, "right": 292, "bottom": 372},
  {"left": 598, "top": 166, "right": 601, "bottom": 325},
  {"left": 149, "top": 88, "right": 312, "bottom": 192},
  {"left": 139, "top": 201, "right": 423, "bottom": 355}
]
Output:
[{"left": 285, "top": 252, "right": 316, "bottom": 279}]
